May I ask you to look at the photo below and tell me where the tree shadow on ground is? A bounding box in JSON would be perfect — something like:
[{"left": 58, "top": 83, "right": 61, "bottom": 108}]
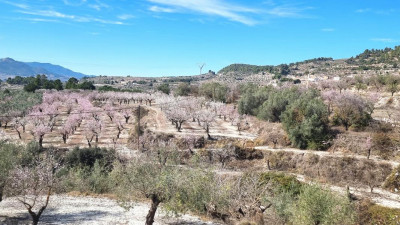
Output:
[
  {"left": 39, "top": 209, "right": 109, "bottom": 224},
  {"left": 0, "top": 214, "right": 30, "bottom": 225}
]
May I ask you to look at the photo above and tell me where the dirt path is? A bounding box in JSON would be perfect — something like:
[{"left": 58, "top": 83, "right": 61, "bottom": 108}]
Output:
[
  {"left": 255, "top": 146, "right": 400, "bottom": 167},
  {"left": 0, "top": 195, "right": 220, "bottom": 225}
]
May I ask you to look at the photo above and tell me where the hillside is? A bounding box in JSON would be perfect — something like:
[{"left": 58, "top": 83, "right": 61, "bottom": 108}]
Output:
[
  {"left": 0, "top": 58, "right": 90, "bottom": 81},
  {"left": 26, "top": 62, "right": 87, "bottom": 79},
  {"left": 347, "top": 46, "right": 400, "bottom": 65},
  {"left": 217, "top": 47, "right": 399, "bottom": 76}
]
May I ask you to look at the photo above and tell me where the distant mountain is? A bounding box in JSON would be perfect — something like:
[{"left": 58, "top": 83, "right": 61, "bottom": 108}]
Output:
[
  {"left": 0, "top": 58, "right": 90, "bottom": 81},
  {"left": 26, "top": 62, "right": 87, "bottom": 80}
]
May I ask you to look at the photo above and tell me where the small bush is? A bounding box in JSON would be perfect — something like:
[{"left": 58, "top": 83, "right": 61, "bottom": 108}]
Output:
[
  {"left": 260, "top": 172, "right": 302, "bottom": 194},
  {"left": 357, "top": 200, "right": 400, "bottom": 225},
  {"left": 289, "top": 185, "right": 355, "bottom": 225},
  {"left": 65, "top": 147, "right": 116, "bottom": 170},
  {"left": 372, "top": 132, "right": 394, "bottom": 159},
  {"left": 383, "top": 165, "right": 400, "bottom": 192},
  {"left": 61, "top": 161, "right": 114, "bottom": 194}
]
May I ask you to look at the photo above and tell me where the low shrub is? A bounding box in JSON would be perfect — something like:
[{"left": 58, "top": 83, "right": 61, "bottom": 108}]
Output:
[
  {"left": 357, "top": 200, "right": 400, "bottom": 225},
  {"left": 373, "top": 132, "right": 395, "bottom": 160},
  {"left": 65, "top": 147, "right": 116, "bottom": 170},
  {"left": 383, "top": 165, "right": 400, "bottom": 192},
  {"left": 61, "top": 161, "right": 114, "bottom": 194},
  {"left": 288, "top": 185, "right": 355, "bottom": 225},
  {"left": 260, "top": 172, "right": 302, "bottom": 194}
]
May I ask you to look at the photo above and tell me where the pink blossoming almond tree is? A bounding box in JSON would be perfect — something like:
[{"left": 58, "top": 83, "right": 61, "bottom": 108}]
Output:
[{"left": 5, "top": 154, "right": 59, "bottom": 225}]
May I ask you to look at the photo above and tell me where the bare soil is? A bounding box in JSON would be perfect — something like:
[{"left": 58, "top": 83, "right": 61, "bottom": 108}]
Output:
[{"left": 0, "top": 195, "right": 220, "bottom": 225}]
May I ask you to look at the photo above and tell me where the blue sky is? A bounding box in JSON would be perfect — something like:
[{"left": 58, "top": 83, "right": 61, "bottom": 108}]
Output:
[{"left": 0, "top": 0, "right": 399, "bottom": 76}]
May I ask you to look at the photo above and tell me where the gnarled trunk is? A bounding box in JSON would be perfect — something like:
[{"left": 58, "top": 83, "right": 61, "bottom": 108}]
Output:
[{"left": 145, "top": 195, "right": 161, "bottom": 225}]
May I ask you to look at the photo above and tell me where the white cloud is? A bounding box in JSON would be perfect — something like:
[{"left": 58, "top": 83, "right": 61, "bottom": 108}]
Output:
[
  {"left": 88, "top": 0, "right": 109, "bottom": 11},
  {"left": 356, "top": 8, "right": 370, "bottom": 13},
  {"left": 63, "top": 0, "right": 87, "bottom": 6},
  {"left": 0, "top": 0, "right": 29, "bottom": 9},
  {"left": 24, "top": 18, "right": 61, "bottom": 23},
  {"left": 149, "top": 5, "right": 176, "bottom": 13},
  {"left": 17, "top": 9, "right": 124, "bottom": 25},
  {"left": 371, "top": 38, "right": 400, "bottom": 43},
  {"left": 321, "top": 28, "right": 334, "bottom": 32},
  {"left": 147, "top": 0, "right": 259, "bottom": 25},
  {"left": 147, "top": 0, "right": 312, "bottom": 25},
  {"left": 18, "top": 10, "right": 76, "bottom": 19},
  {"left": 266, "top": 6, "right": 313, "bottom": 18},
  {"left": 356, "top": 8, "right": 397, "bottom": 15},
  {"left": 118, "top": 14, "right": 135, "bottom": 20}
]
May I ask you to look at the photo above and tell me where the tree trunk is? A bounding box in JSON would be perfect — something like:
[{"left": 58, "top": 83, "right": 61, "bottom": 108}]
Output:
[
  {"left": 16, "top": 130, "right": 21, "bottom": 139},
  {"left": 344, "top": 123, "right": 349, "bottom": 131},
  {"left": 178, "top": 122, "right": 182, "bottom": 132},
  {"left": 206, "top": 126, "right": 212, "bottom": 139},
  {"left": 0, "top": 187, "right": 3, "bottom": 202},
  {"left": 87, "top": 140, "right": 92, "bottom": 148},
  {"left": 31, "top": 215, "right": 40, "bottom": 225},
  {"left": 39, "top": 137, "right": 43, "bottom": 148},
  {"left": 146, "top": 195, "right": 161, "bottom": 225}
]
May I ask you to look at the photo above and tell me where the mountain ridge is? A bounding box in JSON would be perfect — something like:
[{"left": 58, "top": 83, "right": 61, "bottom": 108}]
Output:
[
  {"left": 218, "top": 46, "right": 400, "bottom": 75},
  {"left": 0, "top": 58, "right": 90, "bottom": 81}
]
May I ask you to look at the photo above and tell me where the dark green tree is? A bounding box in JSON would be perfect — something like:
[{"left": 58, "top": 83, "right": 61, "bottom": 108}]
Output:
[
  {"left": 53, "top": 79, "right": 63, "bottom": 90},
  {"left": 23, "top": 82, "right": 38, "bottom": 92},
  {"left": 257, "top": 88, "right": 299, "bottom": 122},
  {"left": 281, "top": 90, "right": 330, "bottom": 149},
  {"left": 199, "top": 82, "right": 228, "bottom": 102},
  {"left": 157, "top": 83, "right": 170, "bottom": 95},
  {"left": 65, "top": 77, "right": 79, "bottom": 89},
  {"left": 78, "top": 81, "right": 96, "bottom": 90},
  {"left": 175, "top": 83, "right": 191, "bottom": 96}
]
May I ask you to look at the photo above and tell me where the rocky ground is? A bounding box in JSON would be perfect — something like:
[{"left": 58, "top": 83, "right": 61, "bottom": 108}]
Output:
[{"left": 0, "top": 195, "right": 220, "bottom": 225}]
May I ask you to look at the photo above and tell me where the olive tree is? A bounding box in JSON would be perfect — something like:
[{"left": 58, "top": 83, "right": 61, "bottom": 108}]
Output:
[
  {"left": 386, "top": 75, "right": 400, "bottom": 96},
  {"left": 281, "top": 90, "right": 330, "bottom": 149},
  {"left": 288, "top": 185, "right": 355, "bottom": 225},
  {"left": 115, "top": 154, "right": 221, "bottom": 225},
  {"left": 257, "top": 88, "right": 298, "bottom": 122},
  {"left": 0, "top": 141, "right": 21, "bottom": 202}
]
